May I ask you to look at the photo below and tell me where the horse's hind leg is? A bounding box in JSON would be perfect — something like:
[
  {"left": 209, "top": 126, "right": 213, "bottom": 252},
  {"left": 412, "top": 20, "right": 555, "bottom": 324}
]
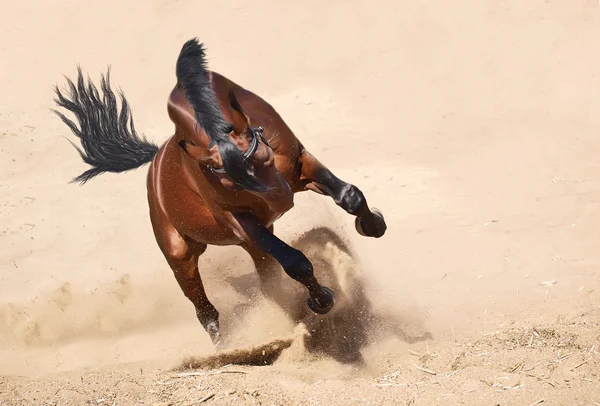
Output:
[
  {"left": 298, "top": 150, "right": 387, "bottom": 238},
  {"left": 151, "top": 214, "right": 220, "bottom": 346}
]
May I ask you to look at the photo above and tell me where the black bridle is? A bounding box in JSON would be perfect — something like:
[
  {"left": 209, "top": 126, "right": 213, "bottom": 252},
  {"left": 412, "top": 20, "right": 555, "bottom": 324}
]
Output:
[{"left": 210, "top": 126, "right": 269, "bottom": 174}]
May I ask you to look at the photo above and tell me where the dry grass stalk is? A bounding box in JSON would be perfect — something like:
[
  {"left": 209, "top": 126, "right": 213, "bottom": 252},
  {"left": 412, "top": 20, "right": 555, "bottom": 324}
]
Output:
[
  {"left": 557, "top": 352, "right": 572, "bottom": 362},
  {"left": 413, "top": 364, "right": 437, "bottom": 375},
  {"left": 491, "top": 381, "right": 522, "bottom": 391},
  {"left": 173, "top": 372, "right": 206, "bottom": 378},
  {"left": 524, "top": 362, "right": 541, "bottom": 372},
  {"left": 510, "top": 362, "right": 523, "bottom": 373},
  {"left": 181, "top": 393, "right": 215, "bottom": 405},
  {"left": 172, "top": 369, "right": 248, "bottom": 379},
  {"left": 571, "top": 358, "right": 591, "bottom": 370},
  {"left": 528, "top": 398, "right": 545, "bottom": 406}
]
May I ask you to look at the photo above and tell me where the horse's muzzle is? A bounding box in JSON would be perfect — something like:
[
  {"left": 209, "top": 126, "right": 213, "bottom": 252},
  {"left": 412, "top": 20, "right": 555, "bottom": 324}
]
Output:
[{"left": 253, "top": 169, "right": 294, "bottom": 214}]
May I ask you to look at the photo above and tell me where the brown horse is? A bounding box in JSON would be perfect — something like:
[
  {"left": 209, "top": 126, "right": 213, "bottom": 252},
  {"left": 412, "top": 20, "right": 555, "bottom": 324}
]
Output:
[{"left": 52, "top": 38, "right": 387, "bottom": 347}]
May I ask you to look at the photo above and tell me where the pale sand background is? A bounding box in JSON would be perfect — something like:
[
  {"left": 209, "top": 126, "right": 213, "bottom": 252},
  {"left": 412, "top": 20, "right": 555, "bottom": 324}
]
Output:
[{"left": 2, "top": 1, "right": 600, "bottom": 404}]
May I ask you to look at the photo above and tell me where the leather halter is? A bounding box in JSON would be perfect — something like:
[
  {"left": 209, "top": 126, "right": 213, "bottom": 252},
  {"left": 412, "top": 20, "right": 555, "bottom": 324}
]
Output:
[{"left": 210, "top": 126, "right": 268, "bottom": 174}]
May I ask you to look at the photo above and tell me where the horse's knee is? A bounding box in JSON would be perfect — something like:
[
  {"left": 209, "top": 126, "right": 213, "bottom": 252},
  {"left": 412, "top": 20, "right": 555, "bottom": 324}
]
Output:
[
  {"left": 336, "top": 184, "right": 366, "bottom": 216},
  {"left": 166, "top": 237, "right": 191, "bottom": 262},
  {"left": 162, "top": 233, "right": 206, "bottom": 270}
]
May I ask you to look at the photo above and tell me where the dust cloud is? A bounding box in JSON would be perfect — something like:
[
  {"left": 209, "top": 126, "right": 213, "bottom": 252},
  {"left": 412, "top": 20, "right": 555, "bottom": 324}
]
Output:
[
  {"left": 173, "top": 226, "right": 432, "bottom": 369},
  {"left": 0, "top": 225, "right": 431, "bottom": 373}
]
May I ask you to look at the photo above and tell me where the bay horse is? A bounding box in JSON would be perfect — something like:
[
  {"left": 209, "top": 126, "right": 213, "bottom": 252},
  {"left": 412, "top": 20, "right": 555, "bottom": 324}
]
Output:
[{"left": 52, "top": 38, "right": 387, "bottom": 347}]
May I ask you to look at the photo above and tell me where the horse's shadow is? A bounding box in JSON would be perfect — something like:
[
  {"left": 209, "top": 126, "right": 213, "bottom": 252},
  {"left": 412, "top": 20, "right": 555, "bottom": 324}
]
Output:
[{"left": 224, "top": 226, "right": 432, "bottom": 365}]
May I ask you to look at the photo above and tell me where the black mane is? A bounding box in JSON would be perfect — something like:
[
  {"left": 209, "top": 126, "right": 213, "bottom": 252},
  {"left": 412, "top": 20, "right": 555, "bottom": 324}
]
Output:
[{"left": 175, "top": 40, "right": 233, "bottom": 142}]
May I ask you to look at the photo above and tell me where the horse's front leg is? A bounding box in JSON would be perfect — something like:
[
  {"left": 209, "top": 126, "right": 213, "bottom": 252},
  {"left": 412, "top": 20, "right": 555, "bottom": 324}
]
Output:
[
  {"left": 233, "top": 213, "right": 335, "bottom": 315},
  {"left": 298, "top": 150, "right": 387, "bottom": 238}
]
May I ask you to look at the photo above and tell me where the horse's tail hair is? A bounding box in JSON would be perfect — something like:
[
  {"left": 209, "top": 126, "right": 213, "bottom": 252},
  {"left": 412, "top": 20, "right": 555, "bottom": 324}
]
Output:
[
  {"left": 175, "top": 38, "right": 268, "bottom": 193},
  {"left": 52, "top": 66, "right": 159, "bottom": 184}
]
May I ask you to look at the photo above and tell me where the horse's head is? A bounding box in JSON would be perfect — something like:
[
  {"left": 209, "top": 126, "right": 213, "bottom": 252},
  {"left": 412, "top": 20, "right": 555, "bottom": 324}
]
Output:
[
  {"left": 169, "top": 83, "right": 293, "bottom": 213},
  {"left": 171, "top": 39, "right": 294, "bottom": 213}
]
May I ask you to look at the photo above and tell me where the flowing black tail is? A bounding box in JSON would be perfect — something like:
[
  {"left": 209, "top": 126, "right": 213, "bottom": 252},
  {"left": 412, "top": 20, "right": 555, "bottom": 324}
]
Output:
[{"left": 52, "top": 67, "right": 159, "bottom": 184}]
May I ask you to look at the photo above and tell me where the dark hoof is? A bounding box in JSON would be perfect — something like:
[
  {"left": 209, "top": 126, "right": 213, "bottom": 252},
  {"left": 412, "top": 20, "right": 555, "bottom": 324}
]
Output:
[
  {"left": 307, "top": 286, "right": 335, "bottom": 315},
  {"left": 355, "top": 207, "right": 387, "bottom": 238}
]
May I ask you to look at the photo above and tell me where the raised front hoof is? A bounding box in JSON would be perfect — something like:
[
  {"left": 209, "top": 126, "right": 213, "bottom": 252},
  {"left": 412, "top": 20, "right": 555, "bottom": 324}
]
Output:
[
  {"left": 355, "top": 207, "right": 387, "bottom": 238},
  {"left": 307, "top": 286, "right": 335, "bottom": 315}
]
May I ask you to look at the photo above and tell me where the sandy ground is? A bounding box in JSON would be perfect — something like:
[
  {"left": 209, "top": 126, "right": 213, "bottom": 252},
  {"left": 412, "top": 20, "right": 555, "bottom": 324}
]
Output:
[{"left": 2, "top": 0, "right": 600, "bottom": 405}]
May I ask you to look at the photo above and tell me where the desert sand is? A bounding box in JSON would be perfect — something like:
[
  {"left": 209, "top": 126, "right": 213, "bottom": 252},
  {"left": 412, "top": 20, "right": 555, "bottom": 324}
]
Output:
[{"left": 1, "top": 1, "right": 600, "bottom": 405}]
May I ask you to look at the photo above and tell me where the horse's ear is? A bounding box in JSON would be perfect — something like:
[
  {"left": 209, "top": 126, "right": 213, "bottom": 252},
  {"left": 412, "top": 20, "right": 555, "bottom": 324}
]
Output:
[
  {"left": 227, "top": 90, "right": 249, "bottom": 135},
  {"left": 179, "top": 140, "right": 223, "bottom": 168}
]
